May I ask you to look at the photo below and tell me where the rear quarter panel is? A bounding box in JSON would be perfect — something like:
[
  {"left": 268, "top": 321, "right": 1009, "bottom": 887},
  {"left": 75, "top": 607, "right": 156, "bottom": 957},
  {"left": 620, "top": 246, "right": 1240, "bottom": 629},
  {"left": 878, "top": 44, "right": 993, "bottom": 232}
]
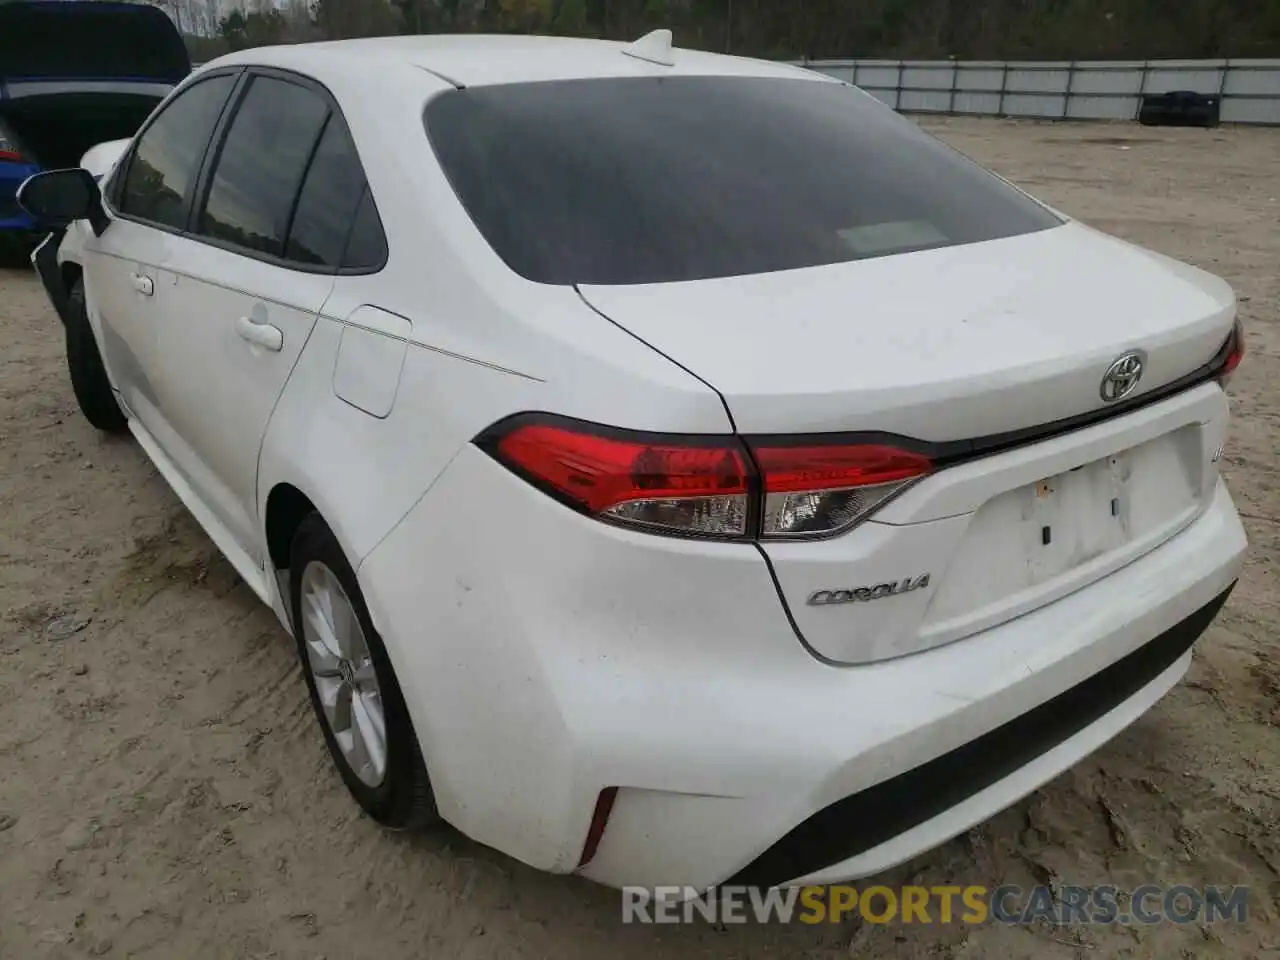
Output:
[{"left": 255, "top": 61, "right": 734, "bottom": 583}]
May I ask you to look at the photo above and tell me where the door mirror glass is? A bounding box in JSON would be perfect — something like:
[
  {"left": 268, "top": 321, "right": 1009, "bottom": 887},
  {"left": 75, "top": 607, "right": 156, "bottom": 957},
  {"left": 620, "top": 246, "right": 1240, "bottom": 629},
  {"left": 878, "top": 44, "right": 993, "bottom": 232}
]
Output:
[{"left": 17, "top": 168, "right": 103, "bottom": 230}]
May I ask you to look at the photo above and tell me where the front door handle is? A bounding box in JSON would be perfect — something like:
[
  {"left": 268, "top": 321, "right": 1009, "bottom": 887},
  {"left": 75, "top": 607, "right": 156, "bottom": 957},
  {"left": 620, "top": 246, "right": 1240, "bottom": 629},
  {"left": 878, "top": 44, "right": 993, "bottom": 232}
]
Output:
[
  {"left": 236, "top": 315, "right": 283, "bottom": 352},
  {"left": 131, "top": 273, "right": 154, "bottom": 297}
]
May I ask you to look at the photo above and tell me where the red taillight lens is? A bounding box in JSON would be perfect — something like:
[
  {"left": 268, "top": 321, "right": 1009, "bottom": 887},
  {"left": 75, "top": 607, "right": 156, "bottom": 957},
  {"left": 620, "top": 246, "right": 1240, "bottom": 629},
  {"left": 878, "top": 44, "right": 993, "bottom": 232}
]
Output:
[
  {"left": 750, "top": 442, "right": 932, "bottom": 538},
  {"left": 481, "top": 415, "right": 934, "bottom": 541},
  {"left": 1218, "top": 318, "right": 1245, "bottom": 386},
  {"left": 0, "top": 131, "right": 23, "bottom": 163},
  {"left": 484, "top": 417, "right": 752, "bottom": 538},
  {"left": 752, "top": 443, "right": 933, "bottom": 492}
]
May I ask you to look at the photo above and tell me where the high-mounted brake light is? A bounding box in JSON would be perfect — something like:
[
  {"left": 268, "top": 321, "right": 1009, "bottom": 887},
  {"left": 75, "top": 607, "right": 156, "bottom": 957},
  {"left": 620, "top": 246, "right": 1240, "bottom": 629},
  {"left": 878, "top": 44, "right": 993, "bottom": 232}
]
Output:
[
  {"left": 1217, "top": 317, "right": 1245, "bottom": 387},
  {"left": 479, "top": 415, "right": 932, "bottom": 541}
]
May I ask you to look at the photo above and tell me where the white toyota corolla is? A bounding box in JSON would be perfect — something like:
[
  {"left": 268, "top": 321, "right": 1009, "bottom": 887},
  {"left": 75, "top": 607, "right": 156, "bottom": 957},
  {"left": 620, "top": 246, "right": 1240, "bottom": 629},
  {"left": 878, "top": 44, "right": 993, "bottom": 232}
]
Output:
[{"left": 19, "top": 32, "right": 1247, "bottom": 892}]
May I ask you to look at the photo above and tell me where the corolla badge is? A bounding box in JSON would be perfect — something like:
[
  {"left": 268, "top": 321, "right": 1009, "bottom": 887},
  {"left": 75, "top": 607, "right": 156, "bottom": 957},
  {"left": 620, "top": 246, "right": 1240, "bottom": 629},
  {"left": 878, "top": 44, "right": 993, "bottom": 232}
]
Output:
[
  {"left": 1100, "top": 351, "right": 1145, "bottom": 403},
  {"left": 807, "top": 574, "right": 931, "bottom": 606}
]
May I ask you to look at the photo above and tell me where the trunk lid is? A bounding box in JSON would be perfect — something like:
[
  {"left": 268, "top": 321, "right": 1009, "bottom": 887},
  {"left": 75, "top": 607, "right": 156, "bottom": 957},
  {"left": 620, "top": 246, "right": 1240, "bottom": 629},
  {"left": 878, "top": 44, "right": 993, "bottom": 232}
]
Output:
[
  {"left": 0, "top": 1, "right": 187, "bottom": 169},
  {"left": 578, "top": 220, "right": 1235, "bottom": 441},
  {"left": 581, "top": 220, "right": 1238, "bottom": 665},
  {"left": 0, "top": 2, "right": 189, "bottom": 86}
]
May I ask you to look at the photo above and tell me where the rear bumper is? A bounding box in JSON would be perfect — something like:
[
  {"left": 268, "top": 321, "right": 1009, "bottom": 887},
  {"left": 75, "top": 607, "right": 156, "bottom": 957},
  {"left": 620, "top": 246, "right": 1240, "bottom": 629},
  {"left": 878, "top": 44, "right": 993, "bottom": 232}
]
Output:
[
  {"left": 730, "top": 582, "right": 1231, "bottom": 888},
  {"left": 358, "top": 445, "right": 1246, "bottom": 891}
]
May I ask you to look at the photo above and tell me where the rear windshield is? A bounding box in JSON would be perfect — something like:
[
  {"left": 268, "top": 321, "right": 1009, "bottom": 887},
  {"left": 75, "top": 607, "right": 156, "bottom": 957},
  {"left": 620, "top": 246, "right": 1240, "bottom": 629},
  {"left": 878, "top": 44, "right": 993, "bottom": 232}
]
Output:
[{"left": 424, "top": 76, "right": 1061, "bottom": 286}]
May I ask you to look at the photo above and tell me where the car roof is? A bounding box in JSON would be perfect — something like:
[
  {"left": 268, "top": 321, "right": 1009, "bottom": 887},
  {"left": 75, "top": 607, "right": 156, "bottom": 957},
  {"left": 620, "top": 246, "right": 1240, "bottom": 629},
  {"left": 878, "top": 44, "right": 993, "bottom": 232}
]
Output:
[{"left": 205, "top": 33, "right": 830, "bottom": 89}]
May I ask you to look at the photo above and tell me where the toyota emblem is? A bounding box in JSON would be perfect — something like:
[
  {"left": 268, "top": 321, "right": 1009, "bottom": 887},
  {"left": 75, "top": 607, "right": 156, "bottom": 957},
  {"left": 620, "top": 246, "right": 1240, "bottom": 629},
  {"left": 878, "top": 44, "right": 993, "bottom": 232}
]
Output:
[{"left": 1100, "top": 351, "right": 1145, "bottom": 403}]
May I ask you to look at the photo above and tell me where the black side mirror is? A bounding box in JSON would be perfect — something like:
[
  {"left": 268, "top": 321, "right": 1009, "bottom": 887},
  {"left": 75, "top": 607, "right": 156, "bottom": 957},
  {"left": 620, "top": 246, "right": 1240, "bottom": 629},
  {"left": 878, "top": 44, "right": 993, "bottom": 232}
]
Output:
[{"left": 16, "top": 168, "right": 109, "bottom": 236}]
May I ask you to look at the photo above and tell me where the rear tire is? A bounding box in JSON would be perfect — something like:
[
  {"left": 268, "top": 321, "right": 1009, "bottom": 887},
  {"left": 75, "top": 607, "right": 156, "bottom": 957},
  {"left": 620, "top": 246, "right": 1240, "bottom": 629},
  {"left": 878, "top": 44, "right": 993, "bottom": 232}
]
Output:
[
  {"left": 289, "top": 512, "right": 438, "bottom": 830},
  {"left": 65, "top": 279, "right": 128, "bottom": 434}
]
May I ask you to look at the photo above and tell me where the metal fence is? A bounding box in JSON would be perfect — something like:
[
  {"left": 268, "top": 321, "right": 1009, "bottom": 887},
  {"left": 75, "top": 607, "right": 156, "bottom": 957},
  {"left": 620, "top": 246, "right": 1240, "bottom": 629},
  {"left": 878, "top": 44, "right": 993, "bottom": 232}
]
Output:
[{"left": 793, "top": 58, "right": 1280, "bottom": 125}]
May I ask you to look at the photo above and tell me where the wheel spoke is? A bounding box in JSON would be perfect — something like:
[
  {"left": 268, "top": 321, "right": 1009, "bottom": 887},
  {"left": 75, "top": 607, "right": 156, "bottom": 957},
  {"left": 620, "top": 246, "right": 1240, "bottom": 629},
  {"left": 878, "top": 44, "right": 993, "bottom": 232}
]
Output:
[
  {"left": 332, "top": 592, "right": 359, "bottom": 660},
  {"left": 345, "top": 714, "right": 373, "bottom": 781},
  {"left": 352, "top": 690, "right": 387, "bottom": 780},
  {"left": 303, "top": 589, "right": 342, "bottom": 658},
  {"left": 319, "top": 676, "right": 353, "bottom": 733},
  {"left": 307, "top": 638, "right": 342, "bottom": 678}
]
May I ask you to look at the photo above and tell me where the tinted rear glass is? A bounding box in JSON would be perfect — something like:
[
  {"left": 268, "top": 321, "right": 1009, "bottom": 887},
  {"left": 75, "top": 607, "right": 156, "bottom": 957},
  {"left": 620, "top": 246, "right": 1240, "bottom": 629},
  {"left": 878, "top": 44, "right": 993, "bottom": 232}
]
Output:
[
  {"left": 341, "top": 186, "right": 388, "bottom": 271},
  {"left": 286, "top": 114, "right": 375, "bottom": 269},
  {"left": 425, "top": 76, "right": 1061, "bottom": 286},
  {"left": 198, "top": 76, "right": 329, "bottom": 258}
]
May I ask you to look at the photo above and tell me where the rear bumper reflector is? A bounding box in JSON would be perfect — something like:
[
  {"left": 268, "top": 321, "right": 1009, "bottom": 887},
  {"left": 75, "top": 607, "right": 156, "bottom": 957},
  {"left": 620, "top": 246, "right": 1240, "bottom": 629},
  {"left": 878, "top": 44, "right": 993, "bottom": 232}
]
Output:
[
  {"left": 725, "top": 583, "right": 1235, "bottom": 889},
  {"left": 577, "top": 786, "right": 618, "bottom": 869}
]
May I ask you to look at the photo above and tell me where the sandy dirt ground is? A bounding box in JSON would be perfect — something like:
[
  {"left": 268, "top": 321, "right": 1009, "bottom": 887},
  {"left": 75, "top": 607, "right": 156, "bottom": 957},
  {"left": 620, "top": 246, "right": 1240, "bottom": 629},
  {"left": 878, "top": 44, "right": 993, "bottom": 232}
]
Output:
[{"left": 1, "top": 117, "right": 1278, "bottom": 960}]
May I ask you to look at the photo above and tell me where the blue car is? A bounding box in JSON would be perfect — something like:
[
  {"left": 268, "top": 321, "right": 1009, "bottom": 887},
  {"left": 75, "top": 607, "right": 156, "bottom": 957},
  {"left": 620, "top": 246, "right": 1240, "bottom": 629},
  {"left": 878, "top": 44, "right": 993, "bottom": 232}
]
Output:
[
  {"left": 0, "top": 126, "right": 39, "bottom": 244},
  {"left": 0, "top": 0, "right": 189, "bottom": 257}
]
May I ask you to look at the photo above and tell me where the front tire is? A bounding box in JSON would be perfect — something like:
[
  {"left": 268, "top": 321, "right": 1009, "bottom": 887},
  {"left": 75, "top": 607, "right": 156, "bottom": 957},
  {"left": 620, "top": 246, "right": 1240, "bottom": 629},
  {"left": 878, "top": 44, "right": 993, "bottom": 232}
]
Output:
[
  {"left": 289, "top": 512, "right": 437, "bottom": 830},
  {"left": 65, "top": 278, "right": 128, "bottom": 434}
]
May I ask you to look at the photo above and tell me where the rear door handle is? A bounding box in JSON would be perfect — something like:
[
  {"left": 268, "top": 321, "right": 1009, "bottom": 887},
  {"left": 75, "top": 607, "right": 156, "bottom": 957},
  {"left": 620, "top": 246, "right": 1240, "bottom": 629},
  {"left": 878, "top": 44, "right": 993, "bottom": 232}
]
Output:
[
  {"left": 236, "top": 315, "right": 283, "bottom": 352},
  {"left": 131, "top": 273, "right": 153, "bottom": 297}
]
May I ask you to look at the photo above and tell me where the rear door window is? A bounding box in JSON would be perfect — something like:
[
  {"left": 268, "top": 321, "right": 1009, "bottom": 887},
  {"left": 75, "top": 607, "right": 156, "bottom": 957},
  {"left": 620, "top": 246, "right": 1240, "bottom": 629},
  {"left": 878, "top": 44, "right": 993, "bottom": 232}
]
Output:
[
  {"left": 285, "top": 113, "right": 384, "bottom": 269},
  {"left": 196, "top": 74, "right": 329, "bottom": 258},
  {"left": 424, "top": 76, "right": 1062, "bottom": 286},
  {"left": 117, "top": 73, "right": 236, "bottom": 230},
  {"left": 340, "top": 187, "right": 388, "bottom": 271}
]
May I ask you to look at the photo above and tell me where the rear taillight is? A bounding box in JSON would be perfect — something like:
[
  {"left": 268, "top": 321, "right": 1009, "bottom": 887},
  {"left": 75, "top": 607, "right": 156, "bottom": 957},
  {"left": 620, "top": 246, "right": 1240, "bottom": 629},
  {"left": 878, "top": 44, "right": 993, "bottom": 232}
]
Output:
[
  {"left": 481, "top": 415, "right": 752, "bottom": 538},
  {"left": 750, "top": 442, "right": 932, "bottom": 538},
  {"left": 0, "top": 132, "right": 23, "bottom": 163},
  {"left": 1216, "top": 317, "right": 1245, "bottom": 387},
  {"left": 478, "top": 415, "right": 931, "bottom": 540}
]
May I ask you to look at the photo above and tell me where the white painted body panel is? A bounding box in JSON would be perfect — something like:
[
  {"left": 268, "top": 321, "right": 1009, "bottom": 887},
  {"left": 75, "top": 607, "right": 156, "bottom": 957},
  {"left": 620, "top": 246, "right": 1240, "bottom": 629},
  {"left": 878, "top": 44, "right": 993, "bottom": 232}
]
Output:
[
  {"left": 578, "top": 221, "right": 1236, "bottom": 439},
  {"left": 80, "top": 220, "right": 168, "bottom": 422},
  {"left": 79, "top": 138, "right": 131, "bottom": 183},
  {"left": 360, "top": 447, "right": 1244, "bottom": 888},
  {"left": 767, "top": 383, "right": 1229, "bottom": 663},
  {"left": 42, "top": 33, "right": 1247, "bottom": 892},
  {"left": 788, "top": 650, "right": 1192, "bottom": 886},
  {"left": 150, "top": 238, "right": 333, "bottom": 566},
  {"left": 202, "top": 34, "right": 832, "bottom": 90},
  {"left": 332, "top": 307, "right": 412, "bottom": 418}
]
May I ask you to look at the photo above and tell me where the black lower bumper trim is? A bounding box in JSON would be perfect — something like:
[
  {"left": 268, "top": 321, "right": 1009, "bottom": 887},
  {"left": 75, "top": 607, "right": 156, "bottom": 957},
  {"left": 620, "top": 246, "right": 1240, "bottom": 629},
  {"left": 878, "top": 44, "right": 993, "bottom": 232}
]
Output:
[{"left": 726, "top": 583, "right": 1235, "bottom": 889}]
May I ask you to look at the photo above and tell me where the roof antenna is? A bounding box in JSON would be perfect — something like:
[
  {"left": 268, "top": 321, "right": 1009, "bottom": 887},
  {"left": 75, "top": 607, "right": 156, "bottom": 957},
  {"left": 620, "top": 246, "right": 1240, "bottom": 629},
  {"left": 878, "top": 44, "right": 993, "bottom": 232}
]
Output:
[{"left": 621, "top": 29, "right": 675, "bottom": 67}]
